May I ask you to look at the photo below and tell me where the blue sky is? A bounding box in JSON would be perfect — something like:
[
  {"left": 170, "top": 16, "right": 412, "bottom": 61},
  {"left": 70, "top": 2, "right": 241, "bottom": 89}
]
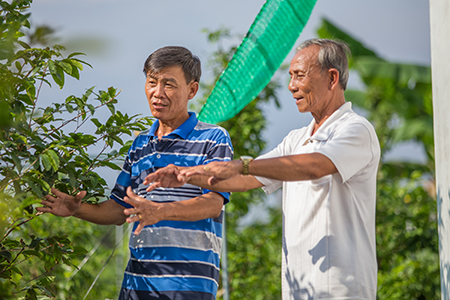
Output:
[{"left": 29, "top": 0, "right": 431, "bottom": 185}]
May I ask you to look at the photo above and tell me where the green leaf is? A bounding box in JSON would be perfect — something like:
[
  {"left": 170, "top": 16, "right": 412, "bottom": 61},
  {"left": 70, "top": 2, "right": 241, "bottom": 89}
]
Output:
[
  {"left": 68, "top": 171, "right": 77, "bottom": 188},
  {"left": 71, "top": 57, "right": 92, "bottom": 69},
  {"left": 72, "top": 245, "right": 88, "bottom": 255},
  {"left": 37, "top": 276, "right": 55, "bottom": 286},
  {"left": 52, "top": 245, "right": 62, "bottom": 263},
  {"left": 108, "top": 86, "right": 117, "bottom": 98},
  {"left": 25, "top": 287, "right": 37, "bottom": 300},
  {"left": 0, "top": 270, "right": 12, "bottom": 279},
  {"left": 355, "top": 57, "right": 431, "bottom": 86},
  {"left": 26, "top": 84, "right": 36, "bottom": 101},
  {"left": 70, "top": 65, "right": 80, "bottom": 80},
  {"left": 20, "top": 196, "right": 40, "bottom": 210},
  {"left": 58, "top": 60, "right": 73, "bottom": 75},
  {"left": 25, "top": 179, "right": 43, "bottom": 198},
  {"left": 0, "top": 250, "right": 12, "bottom": 263},
  {"left": 100, "top": 160, "right": 122, "bottom": 171},
  {"left": 40, "top": 153, "right": 52, "bottom": 171},
  {"left": 11, "top": 152, "right": 22, "bottom": 172},
  {"left": 10, "top": 266, "right": 23, "bottom": 276},
  {"left": 36, "top": 178, "right": 51, "bottom": 194},
  {"left": 67, "top": 51, "right": 86, "bottom": 59},
  {"left": 111, "top": 134, "right": 124, "bottom": 145},
  {"left": 84, "top": 86, "right": 95, "bottom": 100},
  {"left": 22, "top": 249, "right": 40, "bottom": 257},
  {"left": 69, "top": 58, "right": 84, "bottom": 70},
  {"left": 46, "top": 149, "right": 60, "bottom": 171},
  {"left": 106, "top": 103, "right": 115, "bottom": 114},
  {"left": 317, "top": 18, "right": 378, "bottom": 59},
  {"left": 15, "top": 60, "right": 22, "bottom": 71},
  {"left": 48, "top": 60, "right": 65, "bottom": 88},
  {"left": 87, "top": 104, "right": 95, "bottom": 115},
  {"left": 65, "top": 103, "right": 74, "bottom": 113},
  {"left": 91, "top": 174, "right": 98, "bottom": 188}
]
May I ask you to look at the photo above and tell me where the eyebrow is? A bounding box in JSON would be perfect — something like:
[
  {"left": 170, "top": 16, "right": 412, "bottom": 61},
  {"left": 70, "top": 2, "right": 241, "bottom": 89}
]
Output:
[
  {"left": 147, "top": 74, "right": 178, "bottom": 84},
  {"left": 289, "top": 68, "right": 304, "bottom": 75}
]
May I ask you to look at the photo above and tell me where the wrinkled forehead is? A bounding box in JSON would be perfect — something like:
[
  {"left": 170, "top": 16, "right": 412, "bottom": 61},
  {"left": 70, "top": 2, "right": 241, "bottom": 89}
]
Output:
[
  {"left": 290, "top": 47, "right": 321, "bottom": 73},
  {"left": 146, "top": 66, "right": 186, "bottom": 81}
]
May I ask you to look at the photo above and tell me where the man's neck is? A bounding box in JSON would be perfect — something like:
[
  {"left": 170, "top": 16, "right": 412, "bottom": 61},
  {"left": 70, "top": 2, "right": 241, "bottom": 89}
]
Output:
[
  {"left": 156, "top": 113, "right": 190, "bottom": 140},
  {"left": 311, "top": 96, "right": 346, "bottom": 135}
]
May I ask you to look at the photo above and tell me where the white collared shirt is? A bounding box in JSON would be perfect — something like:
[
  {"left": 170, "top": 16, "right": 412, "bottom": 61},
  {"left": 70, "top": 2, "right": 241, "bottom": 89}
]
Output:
[{"left": 257, "top": 102, "right": 380, "bottom": 299}]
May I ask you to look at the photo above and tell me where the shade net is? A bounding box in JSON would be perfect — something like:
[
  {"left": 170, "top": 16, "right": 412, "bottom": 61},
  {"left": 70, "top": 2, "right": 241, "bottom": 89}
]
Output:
[{"left": 197, "top": 0, "right": 317, "bottom": 124}]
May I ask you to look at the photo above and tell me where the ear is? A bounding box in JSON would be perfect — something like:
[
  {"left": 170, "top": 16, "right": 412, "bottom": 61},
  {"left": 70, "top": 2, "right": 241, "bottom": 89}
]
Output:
[
  {"left": 328, "top": 68, "right": 340, "bottom": 91},
  {"left": 187, "top": 81, "right": 199, "bottom": 100}
]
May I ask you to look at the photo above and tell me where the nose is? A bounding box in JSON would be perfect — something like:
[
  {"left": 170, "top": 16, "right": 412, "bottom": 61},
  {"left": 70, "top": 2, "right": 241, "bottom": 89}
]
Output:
[
  {"left": 153, "top": 83, "right": 165, "bottom": 98},
  {"left": 288, "top": 78, "right": 297, "bottom": 93}
]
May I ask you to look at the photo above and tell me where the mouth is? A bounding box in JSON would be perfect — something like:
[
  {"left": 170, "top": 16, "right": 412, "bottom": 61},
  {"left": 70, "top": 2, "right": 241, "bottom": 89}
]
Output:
[
  {"left": 295, "top": 97, "right": 304, "bottom": 105},
  {"left": 152, "top": 101, "right": 167, "bottom": 110}
]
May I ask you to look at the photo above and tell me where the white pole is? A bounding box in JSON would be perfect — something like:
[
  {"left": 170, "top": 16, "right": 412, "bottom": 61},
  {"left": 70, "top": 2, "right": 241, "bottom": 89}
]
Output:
[{"left": 429, "top": 0, "right": 450, "bottom": 299}]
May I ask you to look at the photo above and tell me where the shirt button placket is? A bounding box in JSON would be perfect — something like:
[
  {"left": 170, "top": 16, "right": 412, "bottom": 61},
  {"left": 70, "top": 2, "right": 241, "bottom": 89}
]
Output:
[{"left": 154, "top": 138, "right": 161, "bottom": 159}]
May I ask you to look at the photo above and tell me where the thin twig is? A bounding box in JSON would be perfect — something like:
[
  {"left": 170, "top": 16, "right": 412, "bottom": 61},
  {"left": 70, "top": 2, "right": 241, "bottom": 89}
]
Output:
[
  {"left": 1, "top": 216, "right": 35, "bottom": 243},
  {"left": 28, "top": 65, "right": 48, "bottom": 128},
  {"left": 39, "top": 93, "right": 120, "bottom": 142}
]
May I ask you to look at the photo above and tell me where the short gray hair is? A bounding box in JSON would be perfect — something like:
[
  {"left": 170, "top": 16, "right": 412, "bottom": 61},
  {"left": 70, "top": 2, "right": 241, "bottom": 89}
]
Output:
[
  {"left": 296, "top": 38, "right": 351, "bottom": 90},
  {"left": 143, "top": 46, "right": 201, "bottom": 84}
]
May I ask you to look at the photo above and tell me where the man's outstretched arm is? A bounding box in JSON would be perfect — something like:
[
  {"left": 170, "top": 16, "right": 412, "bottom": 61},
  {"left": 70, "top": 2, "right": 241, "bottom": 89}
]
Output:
[
  {"left": 144, "top": 153, "right": 337, "bottom": 193},
  {"left": 182, "top": 153, "right": 337, "bottom": 186},
  {"left": 37, "top": 188, "right": 128, "bottom": 226},
  {"left": 143, "top": 164, "right": 264, "bottom": 193}
]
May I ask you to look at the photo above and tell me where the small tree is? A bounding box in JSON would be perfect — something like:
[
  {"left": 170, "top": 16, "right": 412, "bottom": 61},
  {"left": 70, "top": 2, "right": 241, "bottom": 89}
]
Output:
[{"left": 0, "top": 1, "right": 151, "bottom": 298}]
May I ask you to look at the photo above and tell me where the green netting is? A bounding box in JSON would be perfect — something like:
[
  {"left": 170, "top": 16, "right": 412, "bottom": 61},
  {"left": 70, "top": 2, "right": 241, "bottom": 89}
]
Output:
[{"left": 197, "top": 0, "right": 317, "bottom": 124}]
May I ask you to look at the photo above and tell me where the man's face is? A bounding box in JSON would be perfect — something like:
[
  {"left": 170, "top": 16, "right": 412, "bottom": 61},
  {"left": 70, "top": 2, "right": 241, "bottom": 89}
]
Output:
[
  {"left": 288, "top": 45, "right": 331, "bottom": 115},
  {"left": 145, "top": 66, "right": 198, "bottom": 125}
]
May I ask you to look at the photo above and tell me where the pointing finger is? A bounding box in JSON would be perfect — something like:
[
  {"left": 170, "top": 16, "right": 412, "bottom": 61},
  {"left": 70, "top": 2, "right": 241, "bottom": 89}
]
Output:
[
  {"left": 123, "top": 207, "right": 138, "bottom": 216},
  {"left": 124, "top": 196, "right": 139, "bottom": 207},
  {"left": 134, "top": 223, "right": 144, "bottom": 236},
  {"left": 146, "top": 182, "right": 161, "bottom": 192}
]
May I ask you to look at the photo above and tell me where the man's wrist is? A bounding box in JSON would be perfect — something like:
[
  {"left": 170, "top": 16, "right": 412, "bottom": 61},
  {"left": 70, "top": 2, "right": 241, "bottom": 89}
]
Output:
[{"left": 240, "top": 156, "right": 253, "bottom": 175}]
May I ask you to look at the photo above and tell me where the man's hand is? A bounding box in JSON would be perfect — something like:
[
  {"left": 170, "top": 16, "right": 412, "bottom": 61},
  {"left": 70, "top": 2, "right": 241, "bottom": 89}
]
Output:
[
  {"left": 37, "top": 188, "right": 87, "bottom": 217},
  {"left": 181, "top": 160, "right": 242, "bottom": 186},
  {"left": 144, "top": 164, "right": 188, "bottom": 192},
  {"left": 123, "top": 187, "right": 165, "bottom": 235}
]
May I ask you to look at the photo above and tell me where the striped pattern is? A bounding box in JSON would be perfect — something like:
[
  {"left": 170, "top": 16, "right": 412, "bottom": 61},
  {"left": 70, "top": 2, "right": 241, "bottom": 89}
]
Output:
[{"left": 111, "top": 113, "right": 233, "bottom": 300}]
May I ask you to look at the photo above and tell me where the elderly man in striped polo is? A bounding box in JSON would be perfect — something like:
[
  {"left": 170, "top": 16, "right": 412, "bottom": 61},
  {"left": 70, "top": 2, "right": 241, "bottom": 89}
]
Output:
[{"left": 38, "top": 46, "right": 233, "bottom": 300}]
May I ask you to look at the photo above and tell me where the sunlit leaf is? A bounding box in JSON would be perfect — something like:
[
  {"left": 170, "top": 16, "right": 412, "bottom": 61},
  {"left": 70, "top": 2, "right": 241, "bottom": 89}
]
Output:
[
  {"left": 40, "top": 153, "right": 52, "bottom": 171},
  {"left": 58, "top": 60, "right": 72, "bottom": 75},
  {"left": 48, "top": 60, "right": 65, "bottom": 88},
  {"left": 20, "top": 196, "right": 40, "bottom": 210},
  {"left": 100, "top": 160, "right": 122, "bottom": 171},
  {"left": 46, "top": 149, "right": 60, "bottom": 171}
]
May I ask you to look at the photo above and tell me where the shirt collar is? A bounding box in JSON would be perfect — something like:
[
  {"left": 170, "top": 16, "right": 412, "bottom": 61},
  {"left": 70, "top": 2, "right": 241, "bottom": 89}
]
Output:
[
  {"left": 307, "top": 102, "right": 353, "bottom": 141},
  {"left": 148, "top": 112, "right": 198, "bottom": 139}
]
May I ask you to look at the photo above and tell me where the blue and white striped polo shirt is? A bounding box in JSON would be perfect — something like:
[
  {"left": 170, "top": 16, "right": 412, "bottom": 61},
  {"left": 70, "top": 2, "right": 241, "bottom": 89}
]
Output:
[{"left": 111, "top": 112, "right": 233, "bottom": 300}]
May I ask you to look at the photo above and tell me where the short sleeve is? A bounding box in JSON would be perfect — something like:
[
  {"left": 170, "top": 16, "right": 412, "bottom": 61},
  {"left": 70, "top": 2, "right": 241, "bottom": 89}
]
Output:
[
  {"left": 203, "top": 128, "right": 234, "bottom": 203},
  {"left": 317, "top": 121, "right": 379, "bottom": 183},
  {"left": 110, "top": 153, "right": 133, "bottom": 208}
]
